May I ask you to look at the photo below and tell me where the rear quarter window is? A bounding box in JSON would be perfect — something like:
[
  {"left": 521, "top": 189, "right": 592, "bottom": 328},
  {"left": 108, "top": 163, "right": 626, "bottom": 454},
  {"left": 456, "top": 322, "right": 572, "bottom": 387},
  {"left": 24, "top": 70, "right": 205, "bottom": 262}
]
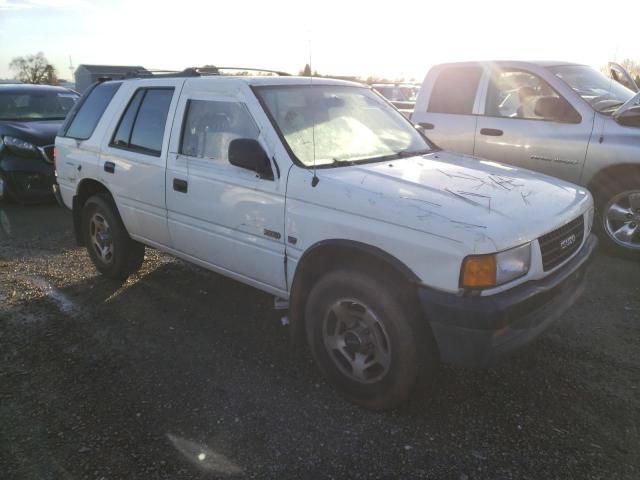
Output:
[
  {"left": 427, "top": 67, "right": 482, "bottom": 115},
  {"left": 63, "top": 82, "right": 121, "bottom": 140}
]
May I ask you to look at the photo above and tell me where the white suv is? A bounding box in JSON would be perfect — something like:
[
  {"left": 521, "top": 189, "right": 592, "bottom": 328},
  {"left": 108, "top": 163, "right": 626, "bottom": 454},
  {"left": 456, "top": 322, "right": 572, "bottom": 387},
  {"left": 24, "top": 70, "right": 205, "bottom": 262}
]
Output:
[{"left": 55, "top": 71, "right": 597, "bottom": 409}]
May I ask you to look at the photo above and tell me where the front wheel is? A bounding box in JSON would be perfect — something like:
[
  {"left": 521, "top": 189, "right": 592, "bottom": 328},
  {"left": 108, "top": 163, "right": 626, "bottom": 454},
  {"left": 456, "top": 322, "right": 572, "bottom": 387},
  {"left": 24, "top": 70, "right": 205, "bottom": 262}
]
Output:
[
  {"left": 597, "top": 177, "right": 640, "bottom": 258},
  {"left": 305, "top": 268, "right": 438, "bottom": 410},
  {"left": 82, "top": 194, "right": 145, "bottom": 279}
]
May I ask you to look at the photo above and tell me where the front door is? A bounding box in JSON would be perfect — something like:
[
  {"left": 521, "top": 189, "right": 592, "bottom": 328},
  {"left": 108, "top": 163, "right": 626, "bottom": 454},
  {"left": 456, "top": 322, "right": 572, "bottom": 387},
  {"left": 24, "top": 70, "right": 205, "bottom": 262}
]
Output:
[
  {"left": 166, "top": 83, "right": 286, "bottom": 292},
  {"left": 474, "top": 67, "right": 594, "bottom": 184}
]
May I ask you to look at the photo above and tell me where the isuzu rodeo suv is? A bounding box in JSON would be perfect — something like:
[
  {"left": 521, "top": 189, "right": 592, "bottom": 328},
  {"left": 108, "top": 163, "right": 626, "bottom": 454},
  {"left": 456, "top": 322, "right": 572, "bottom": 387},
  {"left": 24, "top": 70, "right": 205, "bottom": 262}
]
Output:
[{"left": 55, "top": 69, "right": 597, "bottom": 409}]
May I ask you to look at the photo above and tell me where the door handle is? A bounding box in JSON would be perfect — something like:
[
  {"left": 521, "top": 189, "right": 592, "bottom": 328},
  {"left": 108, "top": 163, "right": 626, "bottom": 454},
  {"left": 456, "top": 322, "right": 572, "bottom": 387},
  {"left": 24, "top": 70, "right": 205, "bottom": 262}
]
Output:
[
  {"left": 418, "top": 122, "right": 435, "bottom": 130},
  {"left": 480, "top": 128, "right": 503, "bottom": 136},
  {"left": 103, "top": 161, "right": 115, "bottom": 174},
  {"left": 173, "top": 178, "right": 188, "bottom": 193}
]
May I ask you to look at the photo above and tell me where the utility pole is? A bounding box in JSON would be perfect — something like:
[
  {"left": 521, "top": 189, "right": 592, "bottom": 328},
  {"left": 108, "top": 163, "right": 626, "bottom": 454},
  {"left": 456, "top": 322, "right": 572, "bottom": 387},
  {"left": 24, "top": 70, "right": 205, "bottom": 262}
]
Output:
[{"left": 68, "top": 55, "right": 74, "bottom": 81}]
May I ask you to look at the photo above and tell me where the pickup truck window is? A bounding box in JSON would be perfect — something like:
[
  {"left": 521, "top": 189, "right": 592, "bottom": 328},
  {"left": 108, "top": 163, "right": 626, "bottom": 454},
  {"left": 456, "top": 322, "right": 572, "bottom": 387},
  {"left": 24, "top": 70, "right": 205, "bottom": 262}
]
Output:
[
  {"left": 64, "top": 82, "right": 121, "bottom": 140},
  {"left": 180, "top": 100, "right": 259, "bottom": 162},
  {"left": 485, "top": 69, "right": 579, "bottom": 123},
  {"left": 551, "top": 65, "right": 636, "bottom": 114},
  {"left": 428, "top": 67, "right": 482, "bottom": 115},
  {"left": 110, "top": 88, "right": 174, "bottom": 157},
  {"left": 255, "top": 85, "right": 431, "bottom": 167}
]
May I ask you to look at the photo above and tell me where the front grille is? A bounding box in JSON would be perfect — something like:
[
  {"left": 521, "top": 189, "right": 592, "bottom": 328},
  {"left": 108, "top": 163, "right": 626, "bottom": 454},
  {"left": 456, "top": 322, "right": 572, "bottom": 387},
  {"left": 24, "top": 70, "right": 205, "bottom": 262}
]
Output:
[
  {"left": 39, "top": 145, "right": 55, "bottom": 164},
  {"left": 539, "top": 215, "right": 584, "bottom": 271}
]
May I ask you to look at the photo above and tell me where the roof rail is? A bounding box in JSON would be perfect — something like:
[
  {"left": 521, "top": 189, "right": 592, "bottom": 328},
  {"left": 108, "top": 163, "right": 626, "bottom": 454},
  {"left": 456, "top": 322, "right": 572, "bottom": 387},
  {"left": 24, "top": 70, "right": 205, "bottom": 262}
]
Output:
[
  {"left": 211, "top": 67, "right": 291, "bottom": 76},
  {"left": 122, "top": 68, "right": 201, "bottom": 79},
  {"left": 118, "top": 66, "right": 291, "bottom": 81}
]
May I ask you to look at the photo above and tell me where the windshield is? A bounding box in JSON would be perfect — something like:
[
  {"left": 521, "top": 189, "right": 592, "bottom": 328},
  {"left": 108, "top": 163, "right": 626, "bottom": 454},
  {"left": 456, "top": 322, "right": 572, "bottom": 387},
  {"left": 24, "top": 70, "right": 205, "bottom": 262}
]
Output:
[
  {"left": 255, "top": 85, "right": 432, "bottom": 167},
  {"left": 0, "top": 90, "right": 79, "bottom": 121},
  {"left": 550, "top": 65, "right": 636, "bottom": 114}
]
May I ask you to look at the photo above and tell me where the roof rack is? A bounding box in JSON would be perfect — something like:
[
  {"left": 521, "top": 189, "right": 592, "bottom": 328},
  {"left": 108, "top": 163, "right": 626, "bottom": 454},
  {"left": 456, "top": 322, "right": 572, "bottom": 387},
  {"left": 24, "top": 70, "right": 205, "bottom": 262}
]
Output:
[
  {"left": 210, "top": 67, "right": 291, "bottom": 76},
  {"left": 119, "top": 66, "right": 290, "bottom": 80}
]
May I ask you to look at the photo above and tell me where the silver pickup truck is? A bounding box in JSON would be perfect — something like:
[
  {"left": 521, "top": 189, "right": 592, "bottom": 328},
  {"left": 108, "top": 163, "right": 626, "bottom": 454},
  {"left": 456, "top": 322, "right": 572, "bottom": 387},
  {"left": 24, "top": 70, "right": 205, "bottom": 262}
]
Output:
[{"left": 412, "top": 61, "right": 640, "bottom": 257}]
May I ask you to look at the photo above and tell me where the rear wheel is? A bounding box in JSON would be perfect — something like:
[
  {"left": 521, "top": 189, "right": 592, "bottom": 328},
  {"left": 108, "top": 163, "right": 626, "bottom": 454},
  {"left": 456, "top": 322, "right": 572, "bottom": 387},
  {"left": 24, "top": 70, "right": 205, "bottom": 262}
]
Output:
[
  {"left": 82, "top": 194, "right": 145, "bottom": 279},
  {"left": 305, "top": 268, "right": 438, "bottom": 410},
  {"left": 596, "top": 176, "right": 640, "bottom": 258}
]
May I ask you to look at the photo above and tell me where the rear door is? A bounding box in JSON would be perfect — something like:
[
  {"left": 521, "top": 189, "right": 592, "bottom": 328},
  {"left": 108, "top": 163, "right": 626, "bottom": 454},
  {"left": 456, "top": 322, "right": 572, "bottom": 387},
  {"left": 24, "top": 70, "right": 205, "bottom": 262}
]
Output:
[
  {"left": 165, "top": 80, "right": 286, "bottom": 292},
  {"left": 99, "top": 79, "right": 183, "bottom": 247},
  {"left": 473, "top": 66, "right": 594, "bottom": 184},
  {"left": 411, "top": 64, "right": 484, "bottom": 154}
]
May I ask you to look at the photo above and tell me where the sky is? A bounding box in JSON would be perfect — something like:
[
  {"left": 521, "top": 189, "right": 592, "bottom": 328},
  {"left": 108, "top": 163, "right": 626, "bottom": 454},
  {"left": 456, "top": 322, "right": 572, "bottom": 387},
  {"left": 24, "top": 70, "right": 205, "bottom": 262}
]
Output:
[{"left": 0, "top": 0, "right": 638, "bottom": 82}]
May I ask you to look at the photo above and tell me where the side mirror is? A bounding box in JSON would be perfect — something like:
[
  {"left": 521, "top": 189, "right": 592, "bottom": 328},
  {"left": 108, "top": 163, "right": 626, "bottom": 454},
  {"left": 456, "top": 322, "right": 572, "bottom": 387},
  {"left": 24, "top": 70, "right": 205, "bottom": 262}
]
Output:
[
  {"left": 228, "top": 138, "right": 274, "bottom": 180},
  {"left": 615, "top": 107, "right": 640, "bottom": 127},
  {"left": 534, "top": 96, "right": 581, "bottom": 123}
]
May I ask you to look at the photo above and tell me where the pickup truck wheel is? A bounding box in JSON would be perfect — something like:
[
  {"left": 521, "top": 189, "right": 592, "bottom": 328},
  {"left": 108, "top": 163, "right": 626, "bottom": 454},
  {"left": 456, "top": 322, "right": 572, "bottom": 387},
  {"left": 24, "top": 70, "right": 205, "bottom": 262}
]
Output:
[
  {"left": 596, "top": 177, "right": 640, "bottom": 258},
  {"left": 305, "top": 269, "right": 437, "bottom": 410},
  {"left": 82, "top": 194, "right": 145, "bottom": 279}
]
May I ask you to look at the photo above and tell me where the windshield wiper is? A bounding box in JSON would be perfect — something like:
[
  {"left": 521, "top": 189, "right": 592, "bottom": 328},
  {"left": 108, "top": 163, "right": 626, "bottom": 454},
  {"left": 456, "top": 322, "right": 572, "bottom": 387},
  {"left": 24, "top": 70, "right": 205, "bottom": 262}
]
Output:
[{"left": 321, "top": 148, "right": 434, "bottom": 168}]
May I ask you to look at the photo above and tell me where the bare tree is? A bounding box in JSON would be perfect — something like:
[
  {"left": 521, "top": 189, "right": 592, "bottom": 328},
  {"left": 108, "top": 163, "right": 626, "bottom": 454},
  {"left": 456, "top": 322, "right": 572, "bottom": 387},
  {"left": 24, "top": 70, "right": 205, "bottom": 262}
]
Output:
[{"left": 9, "top": 52, "right": 58, "bottom": 84}]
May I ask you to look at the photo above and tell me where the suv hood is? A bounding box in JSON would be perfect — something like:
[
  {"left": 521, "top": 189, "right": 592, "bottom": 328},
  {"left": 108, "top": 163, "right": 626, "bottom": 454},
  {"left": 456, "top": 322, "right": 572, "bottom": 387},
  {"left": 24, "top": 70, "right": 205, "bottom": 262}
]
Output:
[
  {"left": 0, "top": 119, "right": 62, "bottom": 146},
  {"left": 309, "top": 151, "right": 591, "bottom": 253}
]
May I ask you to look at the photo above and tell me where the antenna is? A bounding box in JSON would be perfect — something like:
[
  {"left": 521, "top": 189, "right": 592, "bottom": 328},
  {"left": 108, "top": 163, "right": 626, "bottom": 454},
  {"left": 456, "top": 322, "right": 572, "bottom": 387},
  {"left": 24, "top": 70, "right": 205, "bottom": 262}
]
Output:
[{"left": 309, "top": 37, "right": 319, "bottom": 187}]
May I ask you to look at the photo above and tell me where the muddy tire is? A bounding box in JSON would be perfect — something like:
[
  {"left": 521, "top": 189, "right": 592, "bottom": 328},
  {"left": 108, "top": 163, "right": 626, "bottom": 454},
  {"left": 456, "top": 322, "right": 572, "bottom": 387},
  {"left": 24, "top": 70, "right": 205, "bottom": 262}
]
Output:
[
  {"left": 82, "top": 194, "right": 145, "bottom": 279},
  {"left": 594, "top": 175, "right": 640, "bottom": 259},
  {"left": 305, "top": 268, "right": 438, "bottom": 410}
]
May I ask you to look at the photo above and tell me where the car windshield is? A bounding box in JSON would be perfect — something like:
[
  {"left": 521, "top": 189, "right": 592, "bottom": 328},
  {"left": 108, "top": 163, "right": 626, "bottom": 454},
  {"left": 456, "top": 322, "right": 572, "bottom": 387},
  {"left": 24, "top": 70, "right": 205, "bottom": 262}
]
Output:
[
  {"left": 550, "top": 65, "right": 636, "bottom": 114},
  {"left": 255, "top": 85, "right": 432, "bottom": 167},
  {"left": 0, "top": 90, "right": 79, "bottom": 121}
]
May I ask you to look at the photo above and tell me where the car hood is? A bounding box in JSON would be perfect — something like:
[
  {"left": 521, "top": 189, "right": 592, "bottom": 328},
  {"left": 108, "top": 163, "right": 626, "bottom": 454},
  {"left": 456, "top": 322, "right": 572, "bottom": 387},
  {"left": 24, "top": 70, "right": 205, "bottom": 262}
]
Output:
[
  {"left": 0, "top": 119, "right": 62, "bottom": 146},
  {"left": 306, "top": 151, "right": 592, "bottom": 253}
]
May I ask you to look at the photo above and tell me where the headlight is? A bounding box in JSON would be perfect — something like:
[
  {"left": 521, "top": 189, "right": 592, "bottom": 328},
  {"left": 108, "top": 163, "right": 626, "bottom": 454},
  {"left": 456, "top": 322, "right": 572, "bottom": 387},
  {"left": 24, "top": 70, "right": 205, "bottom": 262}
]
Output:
[
  {"left": 461, "top": 243, "right": 531, "bottom": 289},
  {"left": 2, "top": 136, "right": 39, "bottom": 156}
]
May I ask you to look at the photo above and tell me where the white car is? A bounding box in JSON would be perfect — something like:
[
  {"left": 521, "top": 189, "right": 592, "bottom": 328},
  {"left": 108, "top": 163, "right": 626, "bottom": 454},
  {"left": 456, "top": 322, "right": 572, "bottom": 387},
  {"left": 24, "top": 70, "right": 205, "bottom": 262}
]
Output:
[{"left": 55, "top": 71, "right": 597, "bottom": 409}]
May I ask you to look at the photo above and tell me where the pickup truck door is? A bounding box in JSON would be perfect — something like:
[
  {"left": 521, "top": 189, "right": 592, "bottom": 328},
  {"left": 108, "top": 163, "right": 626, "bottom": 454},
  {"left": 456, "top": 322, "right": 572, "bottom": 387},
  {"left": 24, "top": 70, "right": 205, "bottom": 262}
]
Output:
[
  {"left": 99, "top": 80, "right": 184, "bottom": 247},
  {"left": 411, "top": 65, "right": 484, "bottom": 155},
  {"left": 473, "top": 66, "right": 595, "bottom": 184},
  {"left": 166, "top": 83, "right": 286, "bottom": 292}
]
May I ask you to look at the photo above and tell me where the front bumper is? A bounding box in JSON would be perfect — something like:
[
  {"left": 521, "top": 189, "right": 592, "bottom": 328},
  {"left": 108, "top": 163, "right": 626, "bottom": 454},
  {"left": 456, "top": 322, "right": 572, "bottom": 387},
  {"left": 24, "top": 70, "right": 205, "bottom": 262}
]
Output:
[
  {"left": 0, "top": 152, "right": 55, "bottom": 203},
  {"left": 419, "top": 234, "right": 598, "bottom": 367}
]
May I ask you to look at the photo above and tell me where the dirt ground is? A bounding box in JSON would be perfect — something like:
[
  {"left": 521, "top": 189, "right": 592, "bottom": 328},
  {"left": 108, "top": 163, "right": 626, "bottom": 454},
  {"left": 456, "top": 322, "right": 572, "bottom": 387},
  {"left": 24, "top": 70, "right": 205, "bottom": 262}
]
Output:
[{"left": 0, "top": 202, "right": 639, "bottom": 479}]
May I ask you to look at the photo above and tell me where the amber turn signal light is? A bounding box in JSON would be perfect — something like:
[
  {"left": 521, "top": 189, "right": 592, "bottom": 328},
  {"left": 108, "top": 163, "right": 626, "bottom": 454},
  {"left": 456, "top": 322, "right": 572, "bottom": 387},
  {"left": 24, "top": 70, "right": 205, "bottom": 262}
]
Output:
[{"left": 461, "top": 255, "right": 497, "bottom": 289}]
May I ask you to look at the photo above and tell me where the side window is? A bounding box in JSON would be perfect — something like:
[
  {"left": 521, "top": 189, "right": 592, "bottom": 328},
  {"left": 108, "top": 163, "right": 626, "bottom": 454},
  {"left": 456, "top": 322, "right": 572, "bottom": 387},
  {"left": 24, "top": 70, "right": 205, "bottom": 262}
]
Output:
[
  {"left": 110, "top": 88, "right": 174, "bottom": 156},
  {"left": 428, "top": 67, "right": 482, "bottom": 115},
  {"left": 64, "top": 82, "right": 121, "bottom": 140},
  {"left": 179, "top": 100, "right": 259, "bottom": 163},
  {"left": 485, "top": 69, "right": 581, "bottom": 123}
]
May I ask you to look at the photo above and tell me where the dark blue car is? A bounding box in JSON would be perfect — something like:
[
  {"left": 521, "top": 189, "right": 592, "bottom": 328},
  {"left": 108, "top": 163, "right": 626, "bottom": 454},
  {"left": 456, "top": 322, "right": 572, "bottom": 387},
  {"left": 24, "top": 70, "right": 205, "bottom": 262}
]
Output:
[{"left": 0, "top": 84, "right": 79, "bottom": 203}]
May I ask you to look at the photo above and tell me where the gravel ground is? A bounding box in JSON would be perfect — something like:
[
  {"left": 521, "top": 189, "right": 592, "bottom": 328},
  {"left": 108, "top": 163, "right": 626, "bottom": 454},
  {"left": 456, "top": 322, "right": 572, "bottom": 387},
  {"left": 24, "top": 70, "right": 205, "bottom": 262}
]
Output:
[{"left": 0, "top": 202, "right": 639, "bottom": 480}]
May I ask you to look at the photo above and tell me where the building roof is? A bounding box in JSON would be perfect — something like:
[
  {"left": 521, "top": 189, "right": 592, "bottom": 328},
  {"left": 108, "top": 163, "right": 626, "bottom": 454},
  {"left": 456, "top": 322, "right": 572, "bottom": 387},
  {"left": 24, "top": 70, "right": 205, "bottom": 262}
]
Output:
[{"left": 75, "top": 65, "right": 148, "bottom": 75}]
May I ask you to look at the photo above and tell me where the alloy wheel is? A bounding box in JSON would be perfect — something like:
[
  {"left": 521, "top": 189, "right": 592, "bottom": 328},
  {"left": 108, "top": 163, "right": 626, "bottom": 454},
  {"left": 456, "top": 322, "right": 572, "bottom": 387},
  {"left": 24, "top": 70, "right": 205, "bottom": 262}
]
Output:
[{"left": 322, "top": 298, "right": 392, "bottom": 384}]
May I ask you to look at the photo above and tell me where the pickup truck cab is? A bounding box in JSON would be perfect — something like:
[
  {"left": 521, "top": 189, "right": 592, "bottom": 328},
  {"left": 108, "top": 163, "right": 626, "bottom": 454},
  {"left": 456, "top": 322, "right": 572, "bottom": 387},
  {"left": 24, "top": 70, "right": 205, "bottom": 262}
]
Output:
[
  {"left": 412, "top": 61, "right": 640, "bottom": 257},
  {"left": 56, "top": 71, "right": 596, "bottom": 409}
]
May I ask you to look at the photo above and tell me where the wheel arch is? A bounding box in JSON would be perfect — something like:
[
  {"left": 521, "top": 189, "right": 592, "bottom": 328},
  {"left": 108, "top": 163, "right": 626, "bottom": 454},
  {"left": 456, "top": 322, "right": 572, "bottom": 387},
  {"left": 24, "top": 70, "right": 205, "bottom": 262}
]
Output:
[
  {"left": 586, "top": 163, "right": 640, "bottom": 202},
  {"left": 288, "top": 239, "right": 421, "bottom": 344},
  {"left": 72, "top": 178, "right": 115, "bottom": 246}
]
